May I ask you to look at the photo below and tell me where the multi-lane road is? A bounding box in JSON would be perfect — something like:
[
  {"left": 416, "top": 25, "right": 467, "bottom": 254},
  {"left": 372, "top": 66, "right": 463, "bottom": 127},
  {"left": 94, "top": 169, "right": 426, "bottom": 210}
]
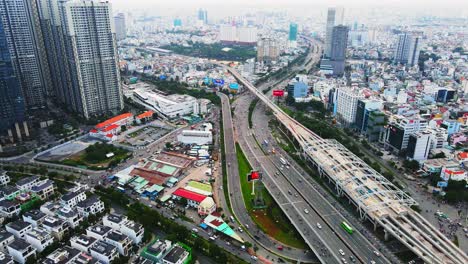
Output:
[
  {"left": 232, "top": 93, "right": 391, "bottom": 264},
  {"left": 219, "top": 92, "right": 318, "bottom": 263}
]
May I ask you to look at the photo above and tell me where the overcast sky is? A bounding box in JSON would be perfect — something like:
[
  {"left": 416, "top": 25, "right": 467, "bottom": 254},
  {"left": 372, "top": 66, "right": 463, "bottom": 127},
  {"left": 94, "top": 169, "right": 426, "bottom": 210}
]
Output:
[{"left": 109, "top": 0, "right": 468, "bottom": 8}]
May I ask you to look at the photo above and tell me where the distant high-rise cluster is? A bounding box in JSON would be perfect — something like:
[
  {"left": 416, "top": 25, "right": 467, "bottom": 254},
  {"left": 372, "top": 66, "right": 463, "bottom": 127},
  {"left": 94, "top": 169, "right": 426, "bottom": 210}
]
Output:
[
  {"left": 0, "top": 0, "right": 123, "bottom": 141},
  {"left": 320, "top": 7, "right": 349, "bottom": 76},
  {"left": 257, "top": 37, "right": 279, "bottom": 64},
  {"left": 114, "top": 13, "right": 127, "bottom": 41},
  {"left": 394, "top": 33, "right": 422, "bottom": 67}
]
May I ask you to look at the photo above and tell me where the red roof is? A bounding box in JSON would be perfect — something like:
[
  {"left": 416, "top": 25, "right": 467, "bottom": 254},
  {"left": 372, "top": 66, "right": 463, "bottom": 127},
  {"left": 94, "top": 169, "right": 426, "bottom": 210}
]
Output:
[
  {"left": 172, "top": 188, "right": 206, "bottom": 203},
  {"left": 90, "top": 129, "right": 97, "bottom": 133},
  {"left": 136, "top": 111, "right": 153, "bottom": 119},
  {"left": 106, "top": 134, "right": 113, "bottom": 138},
  {"left": 102, "top": 124, "right": 119, "bottom": 132},
  {"left": 95, "top": 113, "right": 132, "bottom": 129},
  {"left": 458, "top": 152, "right": 468, "bottom": 159}
]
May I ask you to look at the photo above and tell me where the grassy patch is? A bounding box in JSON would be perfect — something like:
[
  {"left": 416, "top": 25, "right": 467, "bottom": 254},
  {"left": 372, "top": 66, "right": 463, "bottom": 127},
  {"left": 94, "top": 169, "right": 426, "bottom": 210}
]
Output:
[
  {"left": 60, "top": 142, "right": 131, "bottom": 170},
  {"left": 235, "top": 143, "right": 307, "bottom": 249}
]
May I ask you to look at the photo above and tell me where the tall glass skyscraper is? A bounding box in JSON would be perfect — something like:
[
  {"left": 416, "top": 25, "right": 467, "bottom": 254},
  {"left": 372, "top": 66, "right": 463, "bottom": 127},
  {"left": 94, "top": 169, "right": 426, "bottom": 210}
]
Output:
[
  {"left": 289, "top": 23, "right": 298, "bottom": 41},
  {"left": 0, "top": 17, "right": 26, "bottom": 138},
  {"left": 0, "top": 0, "right": 50, "bottom": 109},
  {"left": 59, "top": 0, "right": 123, "bottom": 119}
]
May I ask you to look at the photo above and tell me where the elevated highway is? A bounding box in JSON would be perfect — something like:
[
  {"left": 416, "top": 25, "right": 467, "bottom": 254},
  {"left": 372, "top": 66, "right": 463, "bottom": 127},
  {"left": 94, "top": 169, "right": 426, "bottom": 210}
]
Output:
[{"left": 227, "top": 66, "right": 468, "bottom": 264}]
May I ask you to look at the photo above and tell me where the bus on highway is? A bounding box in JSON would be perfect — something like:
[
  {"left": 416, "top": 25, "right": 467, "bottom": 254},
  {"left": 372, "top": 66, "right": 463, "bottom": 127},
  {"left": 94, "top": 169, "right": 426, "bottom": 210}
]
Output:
[
  {"left": 279, "top": 157, "right": 288, "bottom": 166},
  {"left": 341, "top": 221, "right": 354, "bottom": 234}
]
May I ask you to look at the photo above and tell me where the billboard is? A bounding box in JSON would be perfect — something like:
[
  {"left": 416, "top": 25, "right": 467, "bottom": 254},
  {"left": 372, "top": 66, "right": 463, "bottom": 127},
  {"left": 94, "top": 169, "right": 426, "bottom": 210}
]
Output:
[
  {"left": 248, "top": 170, "right": 261, "bottom": 181},
  {"left": 437, "top": 181, "right": 448, "bottom": 188},
  {"left": 229, "top": 83, "right": 239, "bottom": 90},
  {"left": 273, "top": 90, "right": 285, "bottom": 97},
  {"left": 213, "top": 79, "right": 225, "bottom": 86}
]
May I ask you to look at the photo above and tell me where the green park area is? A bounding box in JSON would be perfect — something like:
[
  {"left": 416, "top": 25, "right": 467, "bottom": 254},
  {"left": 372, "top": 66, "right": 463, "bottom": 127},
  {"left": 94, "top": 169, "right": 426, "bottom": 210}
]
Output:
[
  {"left": 61, "top": 142, "right": 131, "bottom": 170},
  {"left": 161, "top": 42, "right": 256, "bottom": 61},
  {"left": 235, "top": 143, "right": 307, "bottom": 249}
]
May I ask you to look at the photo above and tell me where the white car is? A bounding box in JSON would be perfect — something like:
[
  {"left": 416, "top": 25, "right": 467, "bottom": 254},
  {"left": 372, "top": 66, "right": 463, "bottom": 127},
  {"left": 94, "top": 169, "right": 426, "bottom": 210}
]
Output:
[
  {"left": 304, "top": 209, "right": 309, "bottom": 214},
  {"left": 317, "top": 223, "right": 322, "bottom": 229},
  {"left": 373, "top": 250, "right": 380, "bottom": 257},
  {"left": 191, "top": 228, "right": 199, "bottom": 233},
  {"left": 339, "top": 249, "right": 345, "bottom": 255}
]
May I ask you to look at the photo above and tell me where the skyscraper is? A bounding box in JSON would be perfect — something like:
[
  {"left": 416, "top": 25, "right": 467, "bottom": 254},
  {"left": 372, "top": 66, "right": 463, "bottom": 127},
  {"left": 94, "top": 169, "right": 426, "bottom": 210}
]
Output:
[
  {"left": 289, "top": 23, "right": 298, "bottom": 41},
  {"left": 0, "top": 0, "right": 51, "bottom": 109},
  {"left": 257, "top": 37, "right": 279, "bottom": 64},
  {"left": 289, "top": 22, "right": 298, "bottom": 48},
  {"left": 60, "top": 0, "right": 123, "bottom": 118},
  {"left": 394, "top": 33, "right": 422, "bottom": 66},
  {"left": 324, "top": 7, "right": 344, "bottom": 58},
  {"left": 0, "top": 15, "right": 27, "bottom": 142},
  {"left": 114, "top": 13, "right": 126, "bottom": 41},
  {"left": 321, "top": 25, "right": 349, "bottom": 76},
  {"left": 197, "top": 8, "right": 208, "bottom": 24}
]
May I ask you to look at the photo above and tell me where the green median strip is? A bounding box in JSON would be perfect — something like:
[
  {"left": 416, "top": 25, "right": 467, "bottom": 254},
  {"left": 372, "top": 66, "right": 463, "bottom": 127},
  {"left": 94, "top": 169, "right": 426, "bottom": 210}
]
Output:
[{"left": 235, "top": 143, "right": 307, "bottom": 249}]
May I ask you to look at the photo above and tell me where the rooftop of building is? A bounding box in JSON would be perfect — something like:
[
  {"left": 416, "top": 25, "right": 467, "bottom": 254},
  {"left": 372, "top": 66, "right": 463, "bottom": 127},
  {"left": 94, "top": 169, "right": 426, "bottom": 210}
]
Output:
[
  {"left": 23, "top": 209, "right": 46, "bottom": 221},
  {"left": 15, "top": 176, "right": 39, "bottom": 187},
  {"left": 8, "top": 238, "right": 31, "bottom": 251},
  {"left": 6, "top": 220, "right": 31, "bottom": 231},
  {"left": 71, "top": 235, "right": 97, "bottom": 247},
  {"left": 162, "top": 245, "right": 188, "bottom": 263},
  {"left": 87, "top": 225, "right": 112, "bottom": 236},
  {"left": 77, "top": 195, "right": 102, "bottom": 208},
  {"left": 0, "top": 230, "right": 13, "bottom": 242},
  {"left": 106, "top": 230, "right": 130, "bottom": 243},
  {"left": 90, "top": 241, "right": 116, "bottom": 256}
]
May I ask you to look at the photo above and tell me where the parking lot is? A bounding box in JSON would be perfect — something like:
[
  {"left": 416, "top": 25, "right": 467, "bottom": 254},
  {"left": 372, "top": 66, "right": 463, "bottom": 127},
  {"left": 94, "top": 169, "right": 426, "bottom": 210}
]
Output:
[{"left": 120, "top": 125, "right": 171, "bottom": 147}]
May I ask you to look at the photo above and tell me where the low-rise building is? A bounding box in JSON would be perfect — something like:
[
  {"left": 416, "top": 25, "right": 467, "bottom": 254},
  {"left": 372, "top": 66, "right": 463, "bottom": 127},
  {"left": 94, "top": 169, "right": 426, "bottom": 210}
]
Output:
[
  {"left": 89, "top": 241, "right": 118, "bottom": 264},
  {"left": 140, "top": 239, "right": 172, "bottom": 263},
  {"left": 177, "top": 130, "right": 212, "bottom": 145},
  {"left": 162, "top": 244, "right": 190, "bottom": 264},
  {"left": 0, "top": 200, "right": 20, "bottom": 218},
  {"left": 22, "top": 210, "right": 47, "bottom": 227},
  {"left": 0, "top": 171, "right": 10, "bottom": 186},
  {"left": 60, "top": 189, "right": 86, "bottom": 208},
  {"left": 31, "top": 180, "right": 55, "bottom": 200},
  {"left": 102, "top": 214, "right": 144, "bottom": 244},
  {"left": 70, "top": 235, "right": 97, "bottom": 253},
  {"left": 172, "top": 188, "right": 207, "bottom": 208},
  {"left": 15, "top": 176, "right": 40, "bottom": 192},
  {"left": 43, "top": 246, "right": 89, "bottom": 264},
  {"left": 104, "top": 230, "right": 132, "bottom": 256},
  {"left": 57, "top": 207, "right": 83, "bottom": 229},
  {"left": 86, "top": 225, "right": 112, "bottom": 241},
  {"left": 0, "top": 186, "right": 19, "bottom": 200},
  {"left": 42, "top": 217, "right": 69, "bottom": 240},
  {"left": 5, "top": 221, "right": 32, "bottom": 239},
  {"left": 197, "top": 197, "right": 216, "bottom": 216},
  {"left": 0, "top": 230, "right": 14, "bottom": 252},
  {"left": 24, "top": 227, "right": 54, "bottom": 252},
  {"left": 7, "top": 239, "right": 36, "bottom": 264},
  {"left": 0, "top": 252, "right": 13, "bottom": 264},
  {"left": 76, "top": 196, "right": 105, "bottom": 218}
]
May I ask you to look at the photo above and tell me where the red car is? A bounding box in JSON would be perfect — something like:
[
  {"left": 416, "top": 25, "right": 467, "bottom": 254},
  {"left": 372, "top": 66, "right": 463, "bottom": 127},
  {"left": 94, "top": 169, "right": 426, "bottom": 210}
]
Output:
[{"left": 277, "top": 245, "right": 283, "bottom": 250}]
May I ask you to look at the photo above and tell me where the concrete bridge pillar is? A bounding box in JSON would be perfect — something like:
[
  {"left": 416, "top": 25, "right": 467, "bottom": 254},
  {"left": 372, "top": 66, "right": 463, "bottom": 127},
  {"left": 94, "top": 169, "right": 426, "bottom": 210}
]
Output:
[{"left": 384, "top": 230, "right": 390, "bottom": 241}]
